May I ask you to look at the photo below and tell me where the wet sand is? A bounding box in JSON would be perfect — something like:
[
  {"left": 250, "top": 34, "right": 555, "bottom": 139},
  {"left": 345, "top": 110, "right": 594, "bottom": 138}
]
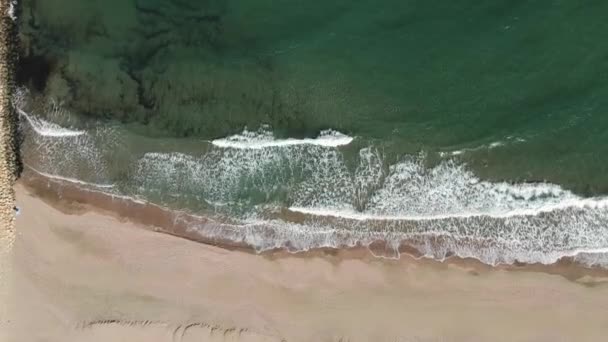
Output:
[
  {"left": 4, "top": 182, "right": 608, "bottom": 341},
  {"left": 19, "top": 169, "right": 608, "bottom": 280}
]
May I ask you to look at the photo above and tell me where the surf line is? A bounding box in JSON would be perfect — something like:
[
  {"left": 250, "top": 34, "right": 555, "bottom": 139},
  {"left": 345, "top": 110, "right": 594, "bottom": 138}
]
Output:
[
  {"left": 288, "top": 197, "right": 608, "bottom": 220},
  {"left": 211, "top": 129, "right": 354, "bottom": 149},
  {"left": 17, "top": 108, "right": 85, "bottom": 137},
  {"left": 24, "top": 163, "right": 115, "bottom": 189}
]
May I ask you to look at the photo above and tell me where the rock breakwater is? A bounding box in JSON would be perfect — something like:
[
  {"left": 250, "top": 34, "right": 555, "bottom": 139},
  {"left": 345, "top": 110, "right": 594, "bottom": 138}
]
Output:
[{"left": 0, "top": 0, "right": 21, "bottom": 326}]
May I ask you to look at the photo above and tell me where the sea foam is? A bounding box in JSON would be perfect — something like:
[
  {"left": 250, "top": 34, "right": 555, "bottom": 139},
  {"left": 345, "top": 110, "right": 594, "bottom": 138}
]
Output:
[
  {"left": 18, "top": 105, "right": 113, "bottom": 188},
  {"left": 211, "top": 127, "right": 353, "bottom": 149},
  {"left": 25, "top": 163, "right": 115, "bottom": 189},
  {"left": 133, "top": 145, "right": 608, "bottom": 268},
  {"left": 18, "top": 109, "right": 85, "bottom": 137}
]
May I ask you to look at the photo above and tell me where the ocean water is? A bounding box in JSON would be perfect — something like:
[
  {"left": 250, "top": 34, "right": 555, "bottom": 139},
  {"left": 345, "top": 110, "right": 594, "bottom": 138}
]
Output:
[{"left": 15, "top": 1, "right": 608, "bottom": 267}]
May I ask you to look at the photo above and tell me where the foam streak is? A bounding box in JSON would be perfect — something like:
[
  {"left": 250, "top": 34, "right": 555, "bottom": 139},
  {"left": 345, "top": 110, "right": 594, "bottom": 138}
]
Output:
[
  {"left": 289, "top": 196, "right": 608, "bottom": 220},
  {"left": 212, "top": 129, "right": 353, "bottom": 149},
  {"left": 18, "top": 109, "right": 85, "bottom": 137},
  {"left": 25, "top": 163, "right": 115, "bottom": 189}
]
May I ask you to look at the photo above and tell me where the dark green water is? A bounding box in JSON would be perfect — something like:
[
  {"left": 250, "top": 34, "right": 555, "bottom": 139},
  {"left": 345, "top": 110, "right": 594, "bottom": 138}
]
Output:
[
  {"left": 18, "top": 0, "right": 608, "bottom": 194},
  {"left": 15, "top": 0, "right": 608, "bottom": 266}
]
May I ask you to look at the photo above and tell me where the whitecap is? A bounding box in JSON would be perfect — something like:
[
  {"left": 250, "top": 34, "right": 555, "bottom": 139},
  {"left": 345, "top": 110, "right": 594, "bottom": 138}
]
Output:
[
  {"left": 18, "top": 108, "right": 85, "bottom": 137},
  {"left": 212, "top": 128, "right": 353, "bottom": 149}
]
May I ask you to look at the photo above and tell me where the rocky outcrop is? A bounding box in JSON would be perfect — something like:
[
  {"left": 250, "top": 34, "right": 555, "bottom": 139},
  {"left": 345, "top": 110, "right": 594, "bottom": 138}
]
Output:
[
  {"left": 0, "top": 0, "right": 21, "bottom": 325},
  {"left": 0, "top": 0, "right": 19, "bottom": 225}
]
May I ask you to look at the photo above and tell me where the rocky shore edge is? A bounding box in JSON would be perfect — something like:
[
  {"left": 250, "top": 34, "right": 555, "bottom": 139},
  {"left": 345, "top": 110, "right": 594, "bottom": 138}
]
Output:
[{"left": 1, "top": 0, "right": 22, "bottom": 326}]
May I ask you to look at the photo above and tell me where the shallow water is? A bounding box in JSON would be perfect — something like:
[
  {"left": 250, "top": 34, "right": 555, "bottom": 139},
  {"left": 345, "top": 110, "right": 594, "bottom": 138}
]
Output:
[{"left": 15, "top": 0, "right": 608, "bottom": 267}]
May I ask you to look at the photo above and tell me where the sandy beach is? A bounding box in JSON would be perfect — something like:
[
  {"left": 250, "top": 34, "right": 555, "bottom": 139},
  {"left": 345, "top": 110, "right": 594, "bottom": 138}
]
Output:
[{"left": 1, "top": 182, "right": 607, "bottom": 341}]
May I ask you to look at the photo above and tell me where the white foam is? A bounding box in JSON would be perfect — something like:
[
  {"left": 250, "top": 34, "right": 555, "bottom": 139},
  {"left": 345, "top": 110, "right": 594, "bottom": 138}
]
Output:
[
  {"left": 18, "top": 108, "right": 85, "bottom": 137},
  {"left": 183, "top": 215, "right": 608, "bottom": 267},
  {"left": 212, "top": 128, "right": 353, "bottom": 149},
  {"left": 488, "top": 141, "right": 505, "bottom": 148},
  {"left": 25, "top": 163, "right": 115, "bottom": 189},
  {"left": 7, "top": 0, "right": 17, "bottom": 21},
  {"left": 289, "top": 196, "right": 608, "bottom": 220},
  {"left": 574, "top": 252, "right": 608, "bottom": 268},
  {"left": 19, "top": 104, "right": 113, "bottom": 189},
  {"left": 440, "top": 137, "right": 525, "bottom": 157}
]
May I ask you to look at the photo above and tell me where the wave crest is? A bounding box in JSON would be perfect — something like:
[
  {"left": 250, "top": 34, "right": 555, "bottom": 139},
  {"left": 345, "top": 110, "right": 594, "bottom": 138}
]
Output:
[
  {"left": 211, "top": 127, "right": 353, "bottom": 149},
  {"left": 18, "top": 108, "right": 85, "bottom": 137}
]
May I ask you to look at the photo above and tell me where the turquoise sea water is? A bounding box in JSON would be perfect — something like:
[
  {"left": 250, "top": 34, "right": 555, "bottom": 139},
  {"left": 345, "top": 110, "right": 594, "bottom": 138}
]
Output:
[{"left": 16, "top": 0, "right": 608, "bottom": 266}]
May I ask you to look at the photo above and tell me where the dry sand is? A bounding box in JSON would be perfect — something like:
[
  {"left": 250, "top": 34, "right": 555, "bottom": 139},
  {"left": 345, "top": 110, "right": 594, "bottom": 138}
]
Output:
[{"left": 2, "top": 184, "right": 608, "bottom": 341}]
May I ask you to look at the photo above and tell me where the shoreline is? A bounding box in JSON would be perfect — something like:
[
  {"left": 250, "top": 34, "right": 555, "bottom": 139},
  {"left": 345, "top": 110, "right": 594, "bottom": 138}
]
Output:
[
  {"left": 8, "top": 179, "right": 608, "bottom": 341},
  {"left": 19, "top": 169, "right": 608, "bottom": 282}
]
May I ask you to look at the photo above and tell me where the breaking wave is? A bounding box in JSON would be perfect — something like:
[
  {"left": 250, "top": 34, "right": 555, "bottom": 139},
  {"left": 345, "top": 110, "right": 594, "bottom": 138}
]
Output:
[
  {"left": 18, "top": 108, "right": 85, "bottom": 137},
  {"left": 211, "top": 126, "right": 353, "bottom": 149}
]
